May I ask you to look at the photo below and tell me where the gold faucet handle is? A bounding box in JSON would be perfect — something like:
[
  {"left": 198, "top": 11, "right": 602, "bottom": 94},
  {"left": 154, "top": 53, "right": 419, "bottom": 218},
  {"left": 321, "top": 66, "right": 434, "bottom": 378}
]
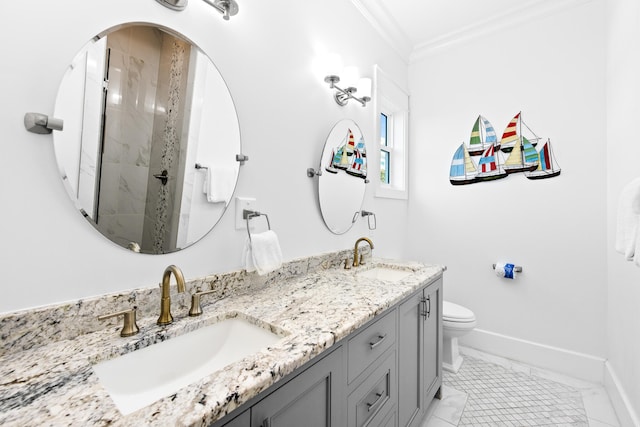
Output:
[
  {"left": 189, "top": 288, "right": 218, "bottom": 317},
  {"left": 98, "top": 306, "right": 140, "bottom": 337}
]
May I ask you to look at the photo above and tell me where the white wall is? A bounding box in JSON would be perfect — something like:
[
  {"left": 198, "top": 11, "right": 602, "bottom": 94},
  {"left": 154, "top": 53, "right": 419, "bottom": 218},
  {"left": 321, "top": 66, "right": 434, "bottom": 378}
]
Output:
[
  {"left": 408, "top": 0, "right": 608, "bottom": 373},
  {"left": 0, "top": 0, "right": 408, "bottom": 313},
  {"left": 606, "top": 0, "right": 640, "bottom": 423}
]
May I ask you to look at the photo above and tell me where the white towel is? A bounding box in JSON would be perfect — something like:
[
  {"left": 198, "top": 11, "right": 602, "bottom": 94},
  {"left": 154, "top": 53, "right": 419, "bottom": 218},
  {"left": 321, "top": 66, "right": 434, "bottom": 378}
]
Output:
[
  {"left": 242, "top": 237, "right": 256, "bottom": 273},
  {"left": 615, "top": 177, "right": 640, "bottom": 262},
  {"left": 242, "top": 230, "right": 283, "bottom": 275},
  {"left": 203, "top": 166, "right": 236, "bottom": 203}
]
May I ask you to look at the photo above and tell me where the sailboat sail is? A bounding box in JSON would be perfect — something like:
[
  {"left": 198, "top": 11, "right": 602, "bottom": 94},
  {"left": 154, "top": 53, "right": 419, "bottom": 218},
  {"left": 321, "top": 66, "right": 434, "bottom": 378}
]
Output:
[
  {"left": 500, "top": 111, "right": 542, "bottom": 153},
  {"left": 525, "top": 139, "right": 561, "bottom": 180},
  {"left": 346, "top": 148, "right": 367, "bottom": 178},
  {"left": 522, "top": 137, "right": 539, "bottom": 163},
  {"left": 476, "top": 143, "right": 507, "bottom": 181},
  {"left": 467, "top": 115, "right": 499, "bottom": 155},
  {"left": 468, "top": 117, "right": 482, "bottom": 154},
  {"left": 449, "top": 143, "right": 478, "bottom": 185},
  {"left": 325, "top": 149, "right": 338, "bottom": 174},
  {"left": 347, "top": 136, "right": 367, "bottom": 179},
  {"left": 503, "top": 136, "right": 539, "bottom": 173},
  {"left": 499, "top": 112, "right": 520, "bottom": 152},
  {"left": 482, "top": 116, "right": 498, "bottom": 147},
  {"left": 333, "top": 129, "right": 354, "bottom": 170}
]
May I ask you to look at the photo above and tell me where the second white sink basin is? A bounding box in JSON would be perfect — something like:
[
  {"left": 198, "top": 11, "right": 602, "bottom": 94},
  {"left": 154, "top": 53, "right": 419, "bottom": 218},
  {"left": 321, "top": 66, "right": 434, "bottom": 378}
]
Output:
[
  {"left": 357, "top": 266, "right": 413, "bottom": 282},
  {"left": 93, "top": 316, "right": 284, "bottom": 415}
]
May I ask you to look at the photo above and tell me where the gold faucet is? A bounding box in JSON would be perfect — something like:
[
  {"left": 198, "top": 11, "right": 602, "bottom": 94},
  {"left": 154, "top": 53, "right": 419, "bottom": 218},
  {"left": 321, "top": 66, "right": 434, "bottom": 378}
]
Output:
[
  {"left": 157, "top": 265, "right": 186, "bottom": 326},
  {"left": 353, "top": 237, "right": 374, "bottom": 267}
]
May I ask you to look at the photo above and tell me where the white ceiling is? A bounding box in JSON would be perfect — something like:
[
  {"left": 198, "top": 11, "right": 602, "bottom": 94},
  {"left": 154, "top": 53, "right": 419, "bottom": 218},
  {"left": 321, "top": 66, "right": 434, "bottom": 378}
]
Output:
[{"left": 353, "top": 0, "right": 587, "bottom": 62}]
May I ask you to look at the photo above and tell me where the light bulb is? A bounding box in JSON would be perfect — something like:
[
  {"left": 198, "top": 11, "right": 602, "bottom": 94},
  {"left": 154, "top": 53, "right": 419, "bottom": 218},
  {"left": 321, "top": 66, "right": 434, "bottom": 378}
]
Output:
[
  {"left": 324, "top": 53, "right": 343, "bottom": 79},
  {"left": 357, "top": 77, "right": 372, "bottom": 100},
  {"left": 342, "top": 66, "right": 359, "bottom": 90}
]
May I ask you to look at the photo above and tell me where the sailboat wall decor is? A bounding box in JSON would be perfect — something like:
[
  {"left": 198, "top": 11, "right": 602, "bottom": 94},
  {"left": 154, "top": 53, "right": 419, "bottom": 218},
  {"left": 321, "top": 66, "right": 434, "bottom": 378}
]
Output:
[
  {"left": 449, "top": 143, "right": 478, "bottom": 185},
  {"left": 503, "top": 136, "right": 538, "bottom": 174},
  {"left": 449, "top": 112, "right": 561, "bottom": 185},
  {"left": 525, "top": 138, "right": 561, "bottom": 179},
  {"left": 324, "top": 127, "right": 367, "bottom": 180},
  {"left": 467, "top": 115, "right": 499, "bottom": 155},
  {"left": 476, "top": 143, "right": 507, "bottom": 182}
]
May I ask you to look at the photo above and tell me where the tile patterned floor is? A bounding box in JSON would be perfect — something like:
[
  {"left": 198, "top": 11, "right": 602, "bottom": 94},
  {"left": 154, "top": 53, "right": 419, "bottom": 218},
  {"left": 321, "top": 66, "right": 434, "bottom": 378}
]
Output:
[{"left": 422, "top": 349, "right": 621, "bottom": 427}]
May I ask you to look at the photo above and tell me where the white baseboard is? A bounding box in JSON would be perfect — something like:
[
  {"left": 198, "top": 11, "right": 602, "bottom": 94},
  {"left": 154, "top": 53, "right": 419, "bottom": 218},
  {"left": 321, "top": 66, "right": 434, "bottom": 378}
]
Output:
[
  {"left": 460, "top": 328, "right": 606, "bottom": 384},
  {"left": 604, "top": 361, "right": 640, "bottom": 427}
]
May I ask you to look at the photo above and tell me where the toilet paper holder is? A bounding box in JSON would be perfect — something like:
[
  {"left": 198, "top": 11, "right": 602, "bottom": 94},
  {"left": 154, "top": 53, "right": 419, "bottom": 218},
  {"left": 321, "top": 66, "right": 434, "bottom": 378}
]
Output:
[{"left": 492, "top": 263, "right": 522, "bottom": 273}]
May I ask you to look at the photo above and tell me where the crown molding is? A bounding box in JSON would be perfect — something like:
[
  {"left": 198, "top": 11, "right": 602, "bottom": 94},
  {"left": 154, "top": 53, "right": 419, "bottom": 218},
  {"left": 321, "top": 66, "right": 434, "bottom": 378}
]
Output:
[
  {"left": 350, "top": 0, "right": 413, "bottom": 64},
  {"left": 410, "top": 0, "right": 593, "bottom": 63}
]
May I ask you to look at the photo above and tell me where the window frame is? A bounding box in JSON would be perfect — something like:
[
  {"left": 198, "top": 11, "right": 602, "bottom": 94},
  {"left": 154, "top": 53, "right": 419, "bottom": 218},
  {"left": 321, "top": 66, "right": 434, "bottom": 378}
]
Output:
[{"left": 374, "top": 66, "right": 409, "bottom": 200}]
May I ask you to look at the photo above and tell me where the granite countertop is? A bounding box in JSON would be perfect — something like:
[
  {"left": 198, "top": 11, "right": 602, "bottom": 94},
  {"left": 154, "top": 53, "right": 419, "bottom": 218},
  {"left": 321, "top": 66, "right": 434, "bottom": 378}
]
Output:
[{"left": 0, "top": 258, "right": 445, "bottom": 426}]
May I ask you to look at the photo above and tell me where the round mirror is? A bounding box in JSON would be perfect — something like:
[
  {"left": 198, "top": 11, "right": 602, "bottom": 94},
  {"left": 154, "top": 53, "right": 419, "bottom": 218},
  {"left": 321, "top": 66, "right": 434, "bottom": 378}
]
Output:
[
  {"left": 317, "top": 119, "right": 368, "bottom": 234},
  {"left": 53, "top": 24, "right": 241, "bottom": 254}
]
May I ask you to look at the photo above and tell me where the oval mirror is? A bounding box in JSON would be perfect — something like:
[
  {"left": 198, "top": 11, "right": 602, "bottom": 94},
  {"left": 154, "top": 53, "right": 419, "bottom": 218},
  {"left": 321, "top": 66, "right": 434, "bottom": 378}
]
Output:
[
  {"left": 53, "top": 24, "right": 241, "bottom": 254},
  {"left": 317, "top": 119, "right": 368, "bottom": 234}
]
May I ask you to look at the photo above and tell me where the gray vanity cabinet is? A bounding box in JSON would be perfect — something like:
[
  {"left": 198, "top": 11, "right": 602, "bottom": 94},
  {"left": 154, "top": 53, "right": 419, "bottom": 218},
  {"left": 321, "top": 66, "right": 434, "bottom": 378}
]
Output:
[
  {"left": 250, "top": 346, "right": 344, "bottom": 427},
  {"left": 398, "top": 278, "right": 442, "bottom": 427},
  {"left": 216, "top": 274, "right": 443, "bottom": 427},
  {"left": 221, "top": 410, "right": 250, "bottom": 427}
]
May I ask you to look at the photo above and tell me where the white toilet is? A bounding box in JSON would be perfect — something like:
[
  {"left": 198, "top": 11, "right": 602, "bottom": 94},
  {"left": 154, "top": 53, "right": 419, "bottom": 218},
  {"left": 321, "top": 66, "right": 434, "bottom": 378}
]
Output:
[{"left": 442, "top": 301, "right": 477, "bottom": 373}]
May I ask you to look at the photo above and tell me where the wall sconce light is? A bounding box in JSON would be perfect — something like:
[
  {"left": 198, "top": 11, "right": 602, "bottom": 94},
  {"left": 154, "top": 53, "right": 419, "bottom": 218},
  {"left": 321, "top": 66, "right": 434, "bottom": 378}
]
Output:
[
  {"left": 156, "top": 0, "right": 188, "bottom": 10},
  {"left": 202, "top": 0, "right": 239, "bottom": 20},
  {"left": 156, "top": 0, "right": 239, "bottom": 20},
  {"left": 322, "top": 54, "right": 371, "bottom": 107}
]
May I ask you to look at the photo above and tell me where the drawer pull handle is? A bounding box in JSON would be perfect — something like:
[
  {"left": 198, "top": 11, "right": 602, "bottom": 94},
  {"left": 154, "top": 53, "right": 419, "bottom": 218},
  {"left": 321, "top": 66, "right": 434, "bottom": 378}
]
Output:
[
  {"left": 366, "top": 392, "right": 384, "bottom": 412},
  {"left": 369, "top": 334, "right": 387, "bottom": 349},
  {"left": 262, "top": 418, "right": 271, "bottom": 427}
]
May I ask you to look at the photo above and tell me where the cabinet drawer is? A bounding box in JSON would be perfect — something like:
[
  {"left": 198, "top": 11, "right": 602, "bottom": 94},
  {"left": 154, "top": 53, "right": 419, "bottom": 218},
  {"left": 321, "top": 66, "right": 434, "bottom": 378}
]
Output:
[
  {"left": 347, "top": 349, "right": 396, "bottom": 427},
  {"left": 347, "top": 310, "right": 396, "bottom": 383}
]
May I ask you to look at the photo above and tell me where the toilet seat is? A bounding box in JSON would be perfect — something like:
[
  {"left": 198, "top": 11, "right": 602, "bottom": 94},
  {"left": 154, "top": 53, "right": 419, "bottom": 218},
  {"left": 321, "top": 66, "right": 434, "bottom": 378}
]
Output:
[{"left": 443, "top": 301, "right": 476, "bottom": 322}]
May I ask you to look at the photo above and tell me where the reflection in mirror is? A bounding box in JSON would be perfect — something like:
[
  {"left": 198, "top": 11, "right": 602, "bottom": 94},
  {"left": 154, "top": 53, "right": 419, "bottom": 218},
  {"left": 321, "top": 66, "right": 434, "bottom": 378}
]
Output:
[
  {"left": 317, "top": 119, "right": 367, "bottom": 234},
  {"left": 53, "top": 24, "right": 241, "bottom": 254}
]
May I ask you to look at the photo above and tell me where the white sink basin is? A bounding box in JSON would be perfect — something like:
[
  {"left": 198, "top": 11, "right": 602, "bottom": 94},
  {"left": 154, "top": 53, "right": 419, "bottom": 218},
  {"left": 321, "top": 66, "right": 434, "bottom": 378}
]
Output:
[
  {"left": 357, "top": 266, "right": 413, "bottom": 282},
  {"left": 93, "top": 316, "right": 283, "bottom": 415}
]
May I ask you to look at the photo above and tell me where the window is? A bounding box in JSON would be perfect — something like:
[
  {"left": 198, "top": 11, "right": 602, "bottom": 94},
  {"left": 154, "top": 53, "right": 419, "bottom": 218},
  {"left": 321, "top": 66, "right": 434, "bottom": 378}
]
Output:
[
  {"left": 380, "top": 113, "right": 390, "bottom": 184},
  {"left": 375, "top": 66, "right": 408, "bottom": 199}
]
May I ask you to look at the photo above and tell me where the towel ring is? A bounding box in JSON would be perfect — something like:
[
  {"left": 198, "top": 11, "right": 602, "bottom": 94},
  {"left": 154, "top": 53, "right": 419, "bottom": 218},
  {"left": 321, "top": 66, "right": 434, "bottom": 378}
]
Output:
[{"left": 243, "top": 209, "right": 271, "bottom": 242}]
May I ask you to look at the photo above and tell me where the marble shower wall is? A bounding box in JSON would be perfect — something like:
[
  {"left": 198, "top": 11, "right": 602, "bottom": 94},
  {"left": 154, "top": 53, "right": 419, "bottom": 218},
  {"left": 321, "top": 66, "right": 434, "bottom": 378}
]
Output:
[{"left": 144, "top": 35, "right": 190, "bottom": 254}]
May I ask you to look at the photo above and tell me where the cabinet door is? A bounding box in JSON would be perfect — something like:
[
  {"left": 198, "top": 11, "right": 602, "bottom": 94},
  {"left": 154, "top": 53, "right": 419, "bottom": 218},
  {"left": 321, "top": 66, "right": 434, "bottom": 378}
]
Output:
[
  {"left": 251, "top": 347, "right": 344, "bottom": 427},
  {"left": 423, "top": 279, "right": 442, "bottom": 401},
  {"left": 397, "top": 290, "right": 423, "bottom": 427}
]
